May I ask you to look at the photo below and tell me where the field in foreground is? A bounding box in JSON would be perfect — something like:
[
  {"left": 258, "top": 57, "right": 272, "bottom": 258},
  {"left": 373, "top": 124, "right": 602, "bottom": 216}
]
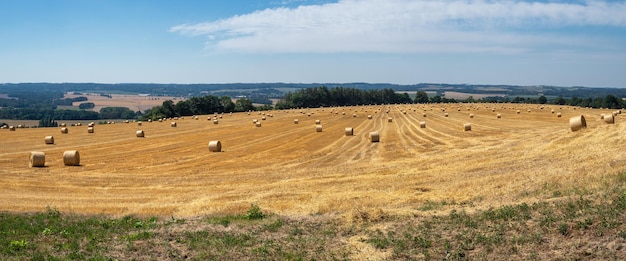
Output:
[{"left": 1, "top": 104, "right": 625, "bottom": 259}]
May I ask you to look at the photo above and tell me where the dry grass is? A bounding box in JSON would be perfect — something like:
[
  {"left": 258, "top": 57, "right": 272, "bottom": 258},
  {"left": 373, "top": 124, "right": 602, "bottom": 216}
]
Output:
[
  {"left": 64, "top": 93, "right": 185, "bottom": 112},
  {"left": 0, "top": 104, "right": 625, "bottom": 220}
]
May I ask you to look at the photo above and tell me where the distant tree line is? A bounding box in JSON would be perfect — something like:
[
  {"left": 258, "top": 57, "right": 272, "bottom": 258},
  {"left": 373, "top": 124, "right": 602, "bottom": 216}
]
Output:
[
  {"left": 142, "top": 95, "right": 259, "bottom": 120},
  {"left": 274, "top": 86, "right": 413, "bottom": 109}
]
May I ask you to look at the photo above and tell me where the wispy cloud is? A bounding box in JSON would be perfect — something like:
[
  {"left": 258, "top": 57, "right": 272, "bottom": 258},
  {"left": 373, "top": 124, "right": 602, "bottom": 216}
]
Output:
[{"left": 169, "top": 0, "right": 626, "bottom": 54}]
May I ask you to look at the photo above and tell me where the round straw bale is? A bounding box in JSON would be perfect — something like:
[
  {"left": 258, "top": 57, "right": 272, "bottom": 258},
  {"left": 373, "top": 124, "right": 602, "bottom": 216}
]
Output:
[
  {"left": 60, "top": 127, "right": 68, "bottom": 134},
  {"left": 208, "top": 140, "right": 222, "bottom": 152},
  {"left": 469, "top": 114, "right": 474, "bottom": 118},
  {"left": 9, "top": 126, "right": 16, "bottom": 131},
  {"left": 444, "top": 113, "right": 448, "bottom": 117},
  {"left": 63, "top": 150, "right": 80, "bottom": 166},
  {"left": 262, "top": 116, "right": 266, "bottom": 120},
  {"left": 353, "top": 113, "right": 357, "bottom": 117},
  {"left": 420, "top": 122, "right": 426, "bottom": 128},
  {"left": 171, "top": 122, "right": 177, "bottom": 127},
  {"left": 147, "top": 119, "right": 153, "bottom": 123},
  {"left": 213, "top": 119, "right": 219, "bottom": 124},
  {"left": 44, "top": 136, "right": 54, "bottom": 144},
  {"left": 604, "top": 114, "right": 615, "bottom": 124},
  {"left": 256, "top": 122, "right": 261, "bottom": 127},
  {"left": 76, "top": 123, "right": 82, "bottom": 126},
  {"left": 517, "top": 110, "right": 521, "bottom": 114},
  {"left": 367, "top": 115, "right": 372, "bottom": 119},
  {"left": 60, "top": 123, "right": 66, "bottom": 127},
  {"left": 137, "top": 121, "right": 142, "bottom": 126},
  {"left": 345, "top": 127, "right": 354, "bottom": 136},
  {"left": 316, "top": 125, "right": 323, "bottom": 132},
  {"left": 29, "top": 151, "right": 45, "bottom": 168},
  {"left": 18, "top": 124, "right": 23, "bottom": 128},
  {"left": 423, "top": 113, "right": 427, "bottom": 117},
  {"left": 369, "top": 132, "right": 380, "bottom": 142},
  {"left": 315, "top": 120, "right": 321, "bottom": 124},
  {"left": 294, "top": 119, "right": 299, "bottom": 124},
  {"left": 87, "top": 127, "right": 94, "bottom": 133},
  {"left": 497, "top": 114, "right": 502, "bottom": 118},
  {"left": 569, "top": 115, "right": 587, "bottom": 131},
  {"left": 136, "top": 130, "right": 145, "bottom": 137},
  {"left": 464, "top": 123, "right": 471, "bottom": 131},
  {"left": 601, "top": 114, "right": 605, "bottom": 120}
]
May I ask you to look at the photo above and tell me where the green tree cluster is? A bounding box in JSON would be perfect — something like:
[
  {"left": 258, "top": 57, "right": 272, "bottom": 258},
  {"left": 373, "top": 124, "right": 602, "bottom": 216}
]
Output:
[
  {"left": 275, "top": 86, "right": 413, "bottom": 109},
  {"left": 142, "top": 95, "right": 254, "bottom": 120}
]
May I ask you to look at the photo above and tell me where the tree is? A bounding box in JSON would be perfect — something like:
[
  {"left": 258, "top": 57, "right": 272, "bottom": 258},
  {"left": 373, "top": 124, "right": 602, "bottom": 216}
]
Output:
[
  {"left": 414, "top": 91, "right": 429, "bottom": 104},
  {"left": 78, "top": 102, "right": 95, "bottom": 110},
  {"left": 430, "top": 95, "right": 442, "bottom": 103},
  {"left": 538, "top": 95, "right": 547, "bottom": 104},
  {"left": 235, "top": 98, "right": 255, "bottom": 112},
  {"left": 553, "top": 96, "right": 566, "bottom": 105}
]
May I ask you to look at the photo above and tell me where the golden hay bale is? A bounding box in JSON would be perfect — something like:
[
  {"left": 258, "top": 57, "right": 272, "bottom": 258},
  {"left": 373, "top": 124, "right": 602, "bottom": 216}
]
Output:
[
  {"left": 136, "top": 130, "right": 145, "bottom": 137},
  {"left": 491, "top": 108, "right": 496, "bottom": 112},
  {"left": 423, "top": 113, "right": 427, "bottom": 117},
  {"left": 137, "top": 121, "right": 142, "bottom": 126},
  {"left": 464, "top": 123, "right": 471, "bottom": 131},
  {"left": 256, "top": 122, "right": 261, "bottom": 127},
  {"left": 29, "top": 151, "right": 45, "bottom": 168},
  {"left": 147, "top": 119, "right": 153, "bottom": 123},
  {"left": 369, "top": 132, "right": 380, "bottom": 142},
  {"left": 60, "top": 123, "right": 66, "bottom": 127},
  {"left": 527, "top": 109, "right": 531, "bottom": 113},
  {"left": 44, "top": 136, "right": 54, "bottom": 145},
  {"left": 367, "top": 115, "right": 372, "bottom": 119},
  {"left": 353, "top": 113, "right": 357, "bottom": 117},
  {"left": 569, "top": 115, "right": 587, "bottom": 131},
  {"left": 388, "top": 117, "right": 393, "bottom": 122},
  {"left": 9, "top": 126, "right": 16, "bottom": 131},
  {"left": 345, "top": 127, "right": 354, "bottom": 136},
  {"left": 294, "top": 119, "right": 299, "bottom": 124},
  {"left": 316, "top": 125, "right": 323, "bottom": 132},
  {"left": 315, "top": 120, "right": 321, "bottom": 124},
  {"left": 87, "top": 127, "right": 94, "bottom": 133},
  {"left": 604, "top": 114, "right": 615, "bottom": 124},
  {"left": 171, "top": 122, "right": 177, "bottom": 127},
  {"left": 60, "top": 127, "right": 68, "bottom": 134},
  {"left": 213, "top": 119, "right": 219, "bottom": 124},
  {"left": 496, "top": 114, "right": 502, "bottom": 118},
  {"left": 76, "top": 123, "right": 82, "bottom": 126},
  {"left": 601, "top": 114, "right": 605, "bottom": 120},
  {"left": 420, "top": 122, "right": 426, "bottom": 128},
  {"left": 469, "top": 114, "right": 474, "bottom": 118},
  {"left": 444, "top": 113, "right": 448, "bottom": 117},
  {"left": 63, "top": 150, "right": 80, "bottom": 166},
  {"left": 557, "top": 113, "right": 562, "bottom": 118},
  {"left": 517, "top": 110, "right": 521, "bottom": 114},
  {"left": 208, "top": 140, "right": 222, "bottom": 152},
  {"left": 262, "top": 116, "right": 266, "bottom": 120}
]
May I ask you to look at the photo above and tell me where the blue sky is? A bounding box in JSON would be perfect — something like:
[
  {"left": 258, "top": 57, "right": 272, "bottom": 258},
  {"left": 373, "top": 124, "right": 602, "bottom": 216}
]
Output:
[{"left": 1, "top": 0, "right": 625, "bottom": 87}]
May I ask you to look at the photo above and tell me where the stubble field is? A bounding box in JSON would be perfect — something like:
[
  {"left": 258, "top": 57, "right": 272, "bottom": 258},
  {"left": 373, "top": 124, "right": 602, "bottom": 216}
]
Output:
[{"left": 0, "top": 104, "right": 624, "bottom": 220}]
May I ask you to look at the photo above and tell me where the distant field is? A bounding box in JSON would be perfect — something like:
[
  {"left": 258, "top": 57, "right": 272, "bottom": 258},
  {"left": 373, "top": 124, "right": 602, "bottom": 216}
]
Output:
[
  {"left": 1, "top": 104, "right": 624, "bottom": 219},
  {"left": 64, "top": 93, "right": 185, "bottom": 112},
  {"left": 444, "top": 91, "right": 507, "bottom": 100}
]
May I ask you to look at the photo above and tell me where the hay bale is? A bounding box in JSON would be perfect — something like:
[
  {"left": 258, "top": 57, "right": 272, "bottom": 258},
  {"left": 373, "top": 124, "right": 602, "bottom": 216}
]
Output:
[
  {"left": 388, "top": 117, "right": 393, "bottom": 122},
  {"left": 569, "top": 115, "right": 587, "bottom": 131},
  {"left": 557, "top": 112, "right": 562, "bottom": 118},
  {"left": 369, "top": 132, "right": 380, "bottom": 142},
  {"left": 601, "top": 114, "right": 605, "bottom": 120},
  {"left": 60, "top": 123, "right": 66, "bottom": 127},
  {"left": 315, "top": 120, "right": 321, "bottom": 124},
  {"left": 469, "top": 114, "right": 474, "bottom": 118},
  {"left": 423, "top": 113, "right": 427, "bottom": 117},
  {"left": 63, "top": 150, "right": 80, "bottom": 166},
  {"left": 353, "top": 113, "right": 357, "bottom": 117},
  {"left": 76, "top": 123, "right": 82, "bottom": 126},
  {"left": 44, "top": 136, "right": 54, "bottom": 145},
  {"left": 294, "top": 119, "right": 299, "bottom": 124},
  {"left": 171, "top": 122, "right": 177, "bottom": 127},
  {"left": 496, "top": 114, "right": 502, "bottom": 119},
  {"left": 367, "top": 115, "right": 372, "bottom": 119},
  {"left": 137, "top": 121, "right": 142, "bottom": 126},
  {"left": 256, "top": 122, "right": 261, "bottom": 127},
  {"left": 87, "top": 127, "right": 94, "bottom": 133},
  {"left": 29, "top": 152, "right": 45, "bottom": 168},
  {"left": 420, "top": 122, "right": 426, "bottom": 128},
  {"left": 444, "top": 113, "right": 448, "bottom": 117},
  {"left": 213, "top": 119, "right": 219, "bottom": 124},
  {"left": 316, "top": 125, "right": 323, "bottom": 132},
  {"left": 517, "top": 110, "right": 521, "bottom": 114},
  {"left": 464, "top": 123, "right": 471, "bottom": 131},
  {"left": 136, "top": 130, "right": 145, "bottom": 137},
  {"left": 208, "top": 140, "right": 222, "bottom": 152},
  {"left": 604, "top": 113, "right": 615, "bottom": 124},
  {"left": 60, "top": 127, "right": 68, "bottom": 134},
  {"left": 345, "top": 127, "right": 354, "bottom": 136},
  {"left": 9, "top": 126, "right": 16, "bottom": 131}
]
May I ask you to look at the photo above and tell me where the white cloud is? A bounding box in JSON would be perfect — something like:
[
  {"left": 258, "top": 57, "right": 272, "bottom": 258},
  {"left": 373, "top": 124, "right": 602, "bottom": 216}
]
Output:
[{"left": 169, "top": 0, "right": 626, "bottom": 54}]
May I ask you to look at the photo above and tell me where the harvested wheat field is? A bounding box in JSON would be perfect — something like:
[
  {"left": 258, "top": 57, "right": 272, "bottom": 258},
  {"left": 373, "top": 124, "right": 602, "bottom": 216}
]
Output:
[{"left": 1, "top": 104, "right": 624, "bottom": 219}]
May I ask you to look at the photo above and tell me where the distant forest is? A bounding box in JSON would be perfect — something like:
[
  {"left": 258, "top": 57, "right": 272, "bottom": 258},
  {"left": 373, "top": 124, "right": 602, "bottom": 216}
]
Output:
[{"left": 1, "top": 83, "right": 625, "bottom": 127}]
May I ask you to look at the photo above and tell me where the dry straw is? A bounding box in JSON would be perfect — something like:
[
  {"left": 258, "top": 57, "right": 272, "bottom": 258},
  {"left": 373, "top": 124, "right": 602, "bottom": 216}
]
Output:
[
  {"left": 420, "top": 122, "right": 426, "bottom": 128},
  {"left": 497, "top": 114, "right": 502, "bottom": 118},
  {"left": 368, "top": 115, "right": 372, "bottom": 119},
  {"left": 213, "top": 119, "right": 219, "bottom": 124},
  {"left": 557, "top": 112, "right": 562, "bottom": 118},
  {"left": 469, "top": 114, "right": 474, "bottom": 118},
  {"left": 208, "top": 140, "right": 222, "bottom": 152},
  {"left": 60, "top": 127, "right": 68, "bottom": 134},
  {"left": 315, "top": 120, "right": 321, "bottom": 124},
  {"left": 63, "top": 150, "right": 80, "bottom": 166},
  {"left": 256, "top": 122, "right": 261, "bottom": 127},
  {"left": 345, "top": 127, "right": 354, "bottom": 136},
  {"left": 29, "top": 151, "right": 45, "bottom": 168},
  {"left": 388, "top": 117, "right": 393, "bottom": 122},
  {"left": 44, "top": 136, "right": 54, "bottom": 145},
  {"left": 136, "top": 130, "right": 145, "bottom": 137},
  {"left": 294, "top": 119, "right": 299, "bottom": 124},
  {"left": 87, "top": 127, "right": 94, "bottom": 133},
  {"left": 604, "top": 114, "right": 615, "bottom": 124},
  {"left": 9, "top": 126, "right": 16, "bottom": 131},
  {"left": 444, "top": 113, "right": 448, "bottom": 117},
  {"left": 464, "top": 123, "right": 471, "bottom": 131},
  {"left": 171, "top": 122, "right": 177, "bottom": 127},
  {"left": 569, "top": 115, "right": 587, "bottom": 131},
  {"left": 316, "top": 125, "right": 323, "bottom": 132},
  {"left": 369, "top": 132, "right": 380, "bottom": 142}
]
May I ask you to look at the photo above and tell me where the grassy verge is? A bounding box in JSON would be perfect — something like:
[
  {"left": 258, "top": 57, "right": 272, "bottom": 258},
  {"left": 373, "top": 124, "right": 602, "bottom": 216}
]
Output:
[{"left": 3, "top": 174, "right": 626, "bottom": 260}]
